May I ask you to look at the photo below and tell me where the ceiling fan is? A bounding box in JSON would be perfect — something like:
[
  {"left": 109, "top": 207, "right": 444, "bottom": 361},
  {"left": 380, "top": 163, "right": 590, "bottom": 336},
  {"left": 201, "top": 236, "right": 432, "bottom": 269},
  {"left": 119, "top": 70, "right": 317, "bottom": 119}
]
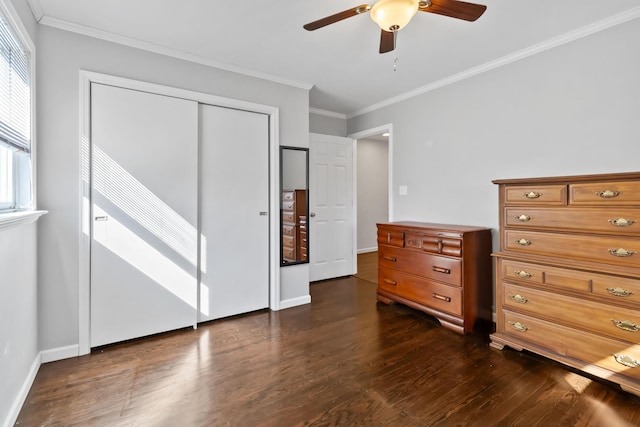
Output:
[{"left": 303, "top": 0, "right": 487, "bottom": 54}]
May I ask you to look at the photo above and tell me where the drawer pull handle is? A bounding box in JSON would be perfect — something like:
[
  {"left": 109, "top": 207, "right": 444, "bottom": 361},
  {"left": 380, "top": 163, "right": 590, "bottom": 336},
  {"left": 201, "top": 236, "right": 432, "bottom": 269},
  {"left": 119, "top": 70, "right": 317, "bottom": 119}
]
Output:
[
  {"left": 608, "top": 248, "right": 636, "bottom": 257},
  {"left": 383, "top": 279, "right": 397, "bottom": 286},
  {"left": 508, "top": 321, "right": 529, "bottom": 332},
  {"left": 432, "top": 266, "right": 451, "bottom": 274},
  {"left": 523, "top": 192, "right": 542, "bottom": 199},
  {"left": 516, "top": 239, "right": 532, "bottom": 246},
  {"left": 508, "top": 294, "right": 528, "bottom": 304},
  {"left": 608, "top": 218, "right": 636, "bottom": 227},
  {"left": 514, "top": 270, "right": 533, "bottom": 279},
  {"left": 383, "top": 256, "right": 397, "bottom": 262},
  {"left": 612, "top": 354, "right": 640, "bottom": 369},
  {"left": 515, "top": 215, "right": 532, "bottom": 222},
  {"left": 596, "top": 190, "right": 621, "bottom": 199},
  {"left": 432, "top": 293, "right": 451, "bottom": 302},
  {"left": 611, "top": 319, "right": 640, "bottom": 332},
  {"left": 606, "top": 287, "right": 634, "bottom": 297}
]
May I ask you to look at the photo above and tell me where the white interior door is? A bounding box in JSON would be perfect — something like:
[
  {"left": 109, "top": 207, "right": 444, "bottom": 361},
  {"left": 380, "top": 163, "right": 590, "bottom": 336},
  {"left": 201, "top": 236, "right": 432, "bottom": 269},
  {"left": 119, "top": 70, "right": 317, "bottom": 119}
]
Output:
[
  {"left": 90, "top": 83, "right": 198, "bottom": 347},
  {"left": 309, "top": 133, "right": 355, "bottom": 282},
  {"left": 199, "top": 104, "right": 270, "bottom": 321}
]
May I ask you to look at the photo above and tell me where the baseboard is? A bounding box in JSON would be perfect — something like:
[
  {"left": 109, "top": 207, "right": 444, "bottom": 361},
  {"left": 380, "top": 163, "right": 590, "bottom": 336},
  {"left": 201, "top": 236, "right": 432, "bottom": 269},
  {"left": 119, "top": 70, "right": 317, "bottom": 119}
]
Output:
[
  {"left": 40, "top": 344, "right": 79, "bottom": 363},
  {"left": 357, "top": 247, "right": 377, "bottom": 254},
  {"left": 279, "top": 295, "right": 311, "bottom": 310},
  {"left": 3, "top": 352, "right": 41, "bottom": 427}
]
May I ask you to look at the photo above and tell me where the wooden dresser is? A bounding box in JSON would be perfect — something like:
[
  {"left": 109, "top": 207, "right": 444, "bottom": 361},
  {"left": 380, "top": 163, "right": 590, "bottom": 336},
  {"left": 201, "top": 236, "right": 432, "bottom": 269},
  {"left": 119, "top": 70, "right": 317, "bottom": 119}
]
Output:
[
  {"left": 490, "top": 172, "right": 640, "bottom": 396},
  {"left": 282, "top": 189, "right": 306, "bottom": 263},
  {"left": 377, "top": 222, "right": 493, "bottom": 334}
]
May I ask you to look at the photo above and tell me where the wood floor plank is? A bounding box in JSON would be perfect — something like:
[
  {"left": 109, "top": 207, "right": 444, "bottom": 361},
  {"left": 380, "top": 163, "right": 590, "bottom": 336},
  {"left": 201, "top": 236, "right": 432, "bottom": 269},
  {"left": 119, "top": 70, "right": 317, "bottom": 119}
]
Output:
[{"left": 15, "top": 276, "right": 640, "bottom": 427}]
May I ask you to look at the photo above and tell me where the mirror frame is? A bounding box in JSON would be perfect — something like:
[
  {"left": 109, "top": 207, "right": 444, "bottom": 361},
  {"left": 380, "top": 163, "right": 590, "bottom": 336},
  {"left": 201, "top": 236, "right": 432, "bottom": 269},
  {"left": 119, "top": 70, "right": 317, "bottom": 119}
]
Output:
[{"left": 280, "top": 146, "right": 310, "bottom": 266}]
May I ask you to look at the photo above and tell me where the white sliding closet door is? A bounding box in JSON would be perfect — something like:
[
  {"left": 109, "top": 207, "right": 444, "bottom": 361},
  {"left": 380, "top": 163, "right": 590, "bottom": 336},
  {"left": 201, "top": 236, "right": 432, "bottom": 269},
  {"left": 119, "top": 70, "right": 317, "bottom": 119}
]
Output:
[
  {"left": 90, "top": 83, "right": 198, "bottom": 347},
  {"left": 199, "top": 104, "right": 270, "bottom": 322}
]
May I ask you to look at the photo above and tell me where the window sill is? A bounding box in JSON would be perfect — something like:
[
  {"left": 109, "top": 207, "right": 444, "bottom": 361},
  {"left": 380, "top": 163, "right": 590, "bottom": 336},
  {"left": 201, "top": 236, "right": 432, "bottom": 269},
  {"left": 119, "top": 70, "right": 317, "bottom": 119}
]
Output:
[{"left": 0, "top": 210, "right": 48, "bottom": 232}]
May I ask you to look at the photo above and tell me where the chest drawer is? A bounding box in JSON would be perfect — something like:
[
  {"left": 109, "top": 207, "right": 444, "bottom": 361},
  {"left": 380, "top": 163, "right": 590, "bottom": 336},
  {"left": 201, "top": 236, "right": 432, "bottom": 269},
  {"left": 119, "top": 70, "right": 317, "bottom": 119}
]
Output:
[
  {"left": 503, "top": 283, "right": 640, "bottom": 344},
  {"left": 504, "top": 229, "right": 640, "bottom": 267},
  {"left": 379, "top": 246, "right": 462, "bottom": 286},
  {"left": 377, "top": 228, "right": 405, "bottom": 248},
  {"left": 282, "top": 201, "right": 295, "bottom": 211},
  {"left": 502, "top": 310, "right": 640, "bottom": 381},
  {"left": 379, "top": 267, "right": 462, "bottom": 317},
  {"left": 282, "top": 224, "right": 295, "bottom": 237},
  {"left": 570, "top": 181, "right": 640, "bottom": 206},
  {"left": 501, "top": 259, "right": 590, "bottom": 293},
  {"left": 504, "top": 184, "right": 567, "bottom": 206},
  {"left": 504, "top": 207, "right": 640, "bottom": 236},
  {"left": 282, "top": 235, "right": 295, "bottom": 249},
  {"left": 422, "top": 235, "right": 462, "bottom": 257}
]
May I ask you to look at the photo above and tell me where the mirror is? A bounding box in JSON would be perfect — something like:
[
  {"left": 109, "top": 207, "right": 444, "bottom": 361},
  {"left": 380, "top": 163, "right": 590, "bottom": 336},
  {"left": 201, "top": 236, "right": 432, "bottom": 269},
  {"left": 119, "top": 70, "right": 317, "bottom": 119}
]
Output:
[{"left": 280, "top": 146, "right": 309, "bottom": 265}]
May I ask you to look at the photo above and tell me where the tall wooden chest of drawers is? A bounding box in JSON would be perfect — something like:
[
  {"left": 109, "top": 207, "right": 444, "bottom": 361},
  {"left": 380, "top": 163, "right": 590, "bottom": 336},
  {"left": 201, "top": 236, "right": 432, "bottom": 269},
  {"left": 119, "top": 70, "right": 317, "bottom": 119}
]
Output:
[
  {"left": 377, "top": 222, "right": 493, "bottom": 334},
  {"left": 490, "top": 172, "right": 640, "bottom": 396}
]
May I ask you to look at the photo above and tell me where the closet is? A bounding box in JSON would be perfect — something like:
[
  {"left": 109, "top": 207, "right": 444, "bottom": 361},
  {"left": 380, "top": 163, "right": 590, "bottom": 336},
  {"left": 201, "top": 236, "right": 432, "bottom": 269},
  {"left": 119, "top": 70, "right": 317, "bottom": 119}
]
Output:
[{"left": 90, "top": 83, "right": 270, "bottom": 347}]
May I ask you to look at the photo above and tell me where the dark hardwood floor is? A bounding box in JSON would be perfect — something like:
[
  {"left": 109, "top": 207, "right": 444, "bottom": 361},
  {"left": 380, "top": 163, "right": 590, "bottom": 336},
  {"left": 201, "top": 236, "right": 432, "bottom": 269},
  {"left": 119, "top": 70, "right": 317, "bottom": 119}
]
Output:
[
  {"left": 16, "top": 276, "right": 640, "bottom": 426},
  {"left": 355, "top": 251, "right": 378, "bottom": 284}
]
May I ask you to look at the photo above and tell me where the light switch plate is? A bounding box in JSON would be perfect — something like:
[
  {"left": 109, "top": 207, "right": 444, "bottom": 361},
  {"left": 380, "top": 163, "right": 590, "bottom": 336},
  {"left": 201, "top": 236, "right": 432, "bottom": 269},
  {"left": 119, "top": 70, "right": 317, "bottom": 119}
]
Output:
[{"left": 399, "top": 185, "right": 408, "bottom": 196}]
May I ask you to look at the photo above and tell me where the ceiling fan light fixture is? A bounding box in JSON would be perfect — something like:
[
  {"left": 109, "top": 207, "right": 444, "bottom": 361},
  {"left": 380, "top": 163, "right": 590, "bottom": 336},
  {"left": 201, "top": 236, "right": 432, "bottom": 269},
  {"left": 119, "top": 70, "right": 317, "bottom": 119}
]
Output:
[{"left": 370, "top": 0, "right": 419, "bottom": 32}]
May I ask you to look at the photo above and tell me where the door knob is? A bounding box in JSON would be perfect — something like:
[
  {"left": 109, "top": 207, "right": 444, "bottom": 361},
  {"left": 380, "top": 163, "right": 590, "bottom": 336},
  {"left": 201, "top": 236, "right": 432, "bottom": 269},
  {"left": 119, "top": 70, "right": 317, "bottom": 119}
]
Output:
[{"left": 310, "top": 212, "right": 316, "bottom": 217}]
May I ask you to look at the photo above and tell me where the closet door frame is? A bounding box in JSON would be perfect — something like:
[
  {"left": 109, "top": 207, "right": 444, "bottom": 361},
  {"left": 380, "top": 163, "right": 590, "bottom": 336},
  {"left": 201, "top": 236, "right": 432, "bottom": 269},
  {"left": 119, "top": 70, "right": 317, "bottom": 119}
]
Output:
[{"left": 78, "top": 71, "right": 280, "bottom": 356}]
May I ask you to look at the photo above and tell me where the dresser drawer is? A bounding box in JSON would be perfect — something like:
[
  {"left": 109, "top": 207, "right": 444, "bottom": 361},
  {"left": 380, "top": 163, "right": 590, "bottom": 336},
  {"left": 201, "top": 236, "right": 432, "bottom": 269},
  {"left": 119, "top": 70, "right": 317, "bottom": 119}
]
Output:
[
  {"left": 282, "top": 224, "right": 295, "bottom": 237},
  {"left": 282, "top": 201, "right": 295, "bottom": 211},
  {"left": 282, "top": 191, "right": 295, "bottom": 201},
  {"left": 377, "top": 227, "right": 405, "bottom": 248},
  {"left": 502, "top": 310, "right": 640, "bottom": 382},
  {"left": 282, "top": 235, "right": 295, "bottom": 249},
  {"left": 422, "top": 235, "right": 462, "bottom": 257},
  {"left": 282, "top": 211, "right": 295, "bottom": 223},
  {"left": 504, "top": 184, "right": 567, "bottom": 206},
  {"left": 570, "top": 181, "right": 640, "bottom": 206},
  {"left": 504, "top": 207, "right": 640, "bottom": 236},
  {"left": 379, "top": 246, "right": 462, "bottom": 286},
  {"left": 503, "top": 283, "right": 640, "bottom": 344},
  {"left": 501, "top": 259, "right": 589, "bottom": 293},
  {"left": 379, "top": 267, "right": 462, "bottom": 316},
  {"left": 504, "top": 229, "right": 640, "bottom": 267},
  {"left": 283, "top": 247, "right": 295, "bottom": 260}
]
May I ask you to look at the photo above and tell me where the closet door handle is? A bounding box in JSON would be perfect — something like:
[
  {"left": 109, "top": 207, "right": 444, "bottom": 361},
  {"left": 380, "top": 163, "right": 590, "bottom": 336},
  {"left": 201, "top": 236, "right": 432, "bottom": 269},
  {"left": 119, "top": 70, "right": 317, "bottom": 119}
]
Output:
[{"left": 94, "top": 216, "right": 109, "bottom": 221}]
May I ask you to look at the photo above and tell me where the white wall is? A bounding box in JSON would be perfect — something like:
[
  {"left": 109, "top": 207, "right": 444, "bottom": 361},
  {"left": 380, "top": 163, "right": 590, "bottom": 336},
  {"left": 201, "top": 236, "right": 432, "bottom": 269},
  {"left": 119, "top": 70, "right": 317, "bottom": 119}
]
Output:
[
  {"left": 309, "top": 112, "right": 347, "bottom": 136},
  {"left": 1, "top": 1, "right": 39, "bottom": 426},
  {"left": 348, "top": 18, "right": 640, "bottom": 239},
  {"left": 357, "top": 138, "right": 388, "bottom": 252},
  {"left": 35, "top": 25, "right": 310, "bottom": 354}
]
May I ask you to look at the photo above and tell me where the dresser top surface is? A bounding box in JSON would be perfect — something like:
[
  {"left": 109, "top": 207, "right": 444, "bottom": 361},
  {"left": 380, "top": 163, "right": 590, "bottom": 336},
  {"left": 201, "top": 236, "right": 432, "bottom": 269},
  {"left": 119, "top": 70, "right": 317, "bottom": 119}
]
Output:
[
  {"left": 493, "top": 171, "right": 640, "bottom": 185},
  {"left": 377, "top": 221, "right": 491, "bottom": 233}
]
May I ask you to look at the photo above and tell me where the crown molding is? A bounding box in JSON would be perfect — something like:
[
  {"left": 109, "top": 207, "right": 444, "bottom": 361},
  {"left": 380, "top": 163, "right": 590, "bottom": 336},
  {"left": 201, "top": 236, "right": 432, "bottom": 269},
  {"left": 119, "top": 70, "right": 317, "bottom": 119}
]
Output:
[
  {"left": 37, "top": 15, "right": 314, "bottom": 91},
  {"left": 348, "top": 6, "right": 640, "bottom": 119},
  {"left": 25, "top": 0, "right": 43, "bottom": 22},
  {"left": 309, "top": 108, "right": 347, "bottom": 120}
]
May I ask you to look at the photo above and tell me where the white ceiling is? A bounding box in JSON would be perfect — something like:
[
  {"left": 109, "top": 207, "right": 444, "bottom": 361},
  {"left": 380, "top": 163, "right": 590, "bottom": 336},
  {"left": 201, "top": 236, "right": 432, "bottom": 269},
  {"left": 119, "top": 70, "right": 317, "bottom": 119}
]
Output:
[{"left": 27, "top": 0, "right": 640, "bottom": 117}]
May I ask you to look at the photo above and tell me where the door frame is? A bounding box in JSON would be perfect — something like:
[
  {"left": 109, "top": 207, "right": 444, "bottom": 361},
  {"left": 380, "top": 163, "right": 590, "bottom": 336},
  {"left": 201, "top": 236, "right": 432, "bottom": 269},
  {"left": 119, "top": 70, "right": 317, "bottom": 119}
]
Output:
[
  {"left": 348, "top": 124, "right": 394, "bottom": 271},
  {"left": 78, "top": 71, "right": 280, "bottom": 355}
]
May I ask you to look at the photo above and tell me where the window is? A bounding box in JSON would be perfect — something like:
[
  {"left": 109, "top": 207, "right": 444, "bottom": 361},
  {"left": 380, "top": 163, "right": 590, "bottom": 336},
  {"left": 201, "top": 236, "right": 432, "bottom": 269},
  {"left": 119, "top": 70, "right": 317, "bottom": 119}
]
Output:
[{"left": 0, "top": 4, "right": 31, "bottom": 213}]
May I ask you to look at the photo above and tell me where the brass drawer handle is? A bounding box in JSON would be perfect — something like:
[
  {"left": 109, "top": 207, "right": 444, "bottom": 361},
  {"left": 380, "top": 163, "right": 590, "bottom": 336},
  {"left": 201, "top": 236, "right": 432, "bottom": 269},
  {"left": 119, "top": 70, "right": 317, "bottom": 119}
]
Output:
[
  {"left": 508, "top": 321, "right": 529, "bottom": 332},
  {"left": 383, "top": 279, "right": 397, "bottom": 286},
  {"left": 612, "top": 354, "right": 640, "bottom": 368},
  {"left": 432, "top": 266, "right": 451, "bottom": 274},
  {"left": 382, "top": 256, "right": 397, "bottom": 262},
  {"left": 611, "top": 319, "right": 640, "bottom": 332},
  {"left": 608, "top": 248, "right": 636, "bottom": 257},
  {"left": 508, "top": 294, "right": 528, "bottom": 304},
  {"left": 606, "top": 287, "right": 634, "bottom": 297},
  {"left": 523, "top": 192, "right": 542, "bottom": 199},
  {"left": 515, "top": 215, "right": 532, "bottom": 222},
  {"left": 596, "top": 190, "right": 621, "bottom": 199},
  {"left": 514, "top": 270, "right": 533, "bottom": 279},
  {"left": 432, "top": 293, "right": 451, "bottom": 302},
  {"left": 516, "top": 239, "right": 531, "bottom": 246},
  {"left": 608, "top": 218, "right": 636, "bottom": 227}
]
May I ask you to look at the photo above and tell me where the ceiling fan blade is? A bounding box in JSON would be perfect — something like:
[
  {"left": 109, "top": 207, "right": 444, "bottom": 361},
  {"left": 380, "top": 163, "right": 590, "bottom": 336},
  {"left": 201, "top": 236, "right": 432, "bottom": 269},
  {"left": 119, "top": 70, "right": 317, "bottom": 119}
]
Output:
[
  {"left": 303, "top": 4, "right": 371, "bottom": 31},
  {"left": 379, "top": 30, "right": 395, "bottom": 54},
  {"left": 419, "top": 0, "right": 487, "bottom": 22}
]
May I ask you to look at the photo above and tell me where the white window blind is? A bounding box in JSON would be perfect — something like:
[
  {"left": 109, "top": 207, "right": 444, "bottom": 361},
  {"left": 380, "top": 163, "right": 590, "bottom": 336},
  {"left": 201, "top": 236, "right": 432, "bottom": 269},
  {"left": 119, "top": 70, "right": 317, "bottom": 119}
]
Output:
[{"left": 0, "top": 8, "right": 30, "bottom": 153}]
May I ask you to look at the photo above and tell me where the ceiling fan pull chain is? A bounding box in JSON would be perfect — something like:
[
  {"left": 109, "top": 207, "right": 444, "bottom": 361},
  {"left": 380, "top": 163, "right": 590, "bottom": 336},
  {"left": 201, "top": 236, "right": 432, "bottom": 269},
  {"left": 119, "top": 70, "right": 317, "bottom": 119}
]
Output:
[{"left": 393, "top": 31, "right": 399, "bottom": 72}]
